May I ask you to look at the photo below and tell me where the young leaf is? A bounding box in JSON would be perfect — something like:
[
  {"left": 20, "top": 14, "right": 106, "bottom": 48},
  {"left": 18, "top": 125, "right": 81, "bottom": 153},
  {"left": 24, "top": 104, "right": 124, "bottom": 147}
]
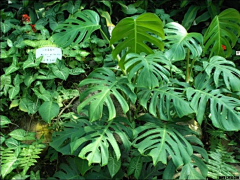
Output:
[
  {"left": 110, "top": 13, "right": 165, "bottom": 59},
  {"left": 38, "top": 101, "right": 60, "bottom": 123},
  {"left": 127, "top": 156, "right": 143, "bottom": 179},
  {"left": 107, "top": 152, "right": 121, "bottom": 178},
  {"left": 203, "top": 8, "right": 240, "bottom": 57}
]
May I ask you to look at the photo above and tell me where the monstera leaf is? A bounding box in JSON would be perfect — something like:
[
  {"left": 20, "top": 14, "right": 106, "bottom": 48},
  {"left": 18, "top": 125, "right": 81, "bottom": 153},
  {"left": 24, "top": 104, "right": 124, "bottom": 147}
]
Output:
[
  {"left": 71, "top": 117, "right": 131, "bottom": 166},
  {"left": 51, "top": 116, "right": 131, "bottom": 166},
  {"left": 132, "top": 114, "right": 201, "bottom": 168},
  {"left": 203, "top": 56, "right": 240, "bottom": 92},
  {"left": 77, "top": 67, "right": 136, "bottom": 122},
  {"left": 203, "top": 8, "right": 240, "bottom": 57},
  {"left": 110, "top": 13, "right": 165, "bottom": 59},
  {"left": 53, "top": 157, "right": 84, "bottom": 179},
  {"left": 164, "top": 22, "right": 203, "bottom": 61},
  {"left": 124, "top": 52, "right": 170, "bottom": 89},
  {"left": 52, "top": 10, "right": 100, "bottom": 48},
  {"left": 138, "top": 86, "right": 193, "bottom": 120},
  {"left": 186, "top": 73, "right": 240, "bottom": 131}
]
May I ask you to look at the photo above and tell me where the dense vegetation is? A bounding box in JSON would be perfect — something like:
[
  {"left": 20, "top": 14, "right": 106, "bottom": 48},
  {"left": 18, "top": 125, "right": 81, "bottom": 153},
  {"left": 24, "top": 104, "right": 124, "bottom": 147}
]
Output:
[{"left": 1, "top": 0, "right": 240, "bottom": 179}]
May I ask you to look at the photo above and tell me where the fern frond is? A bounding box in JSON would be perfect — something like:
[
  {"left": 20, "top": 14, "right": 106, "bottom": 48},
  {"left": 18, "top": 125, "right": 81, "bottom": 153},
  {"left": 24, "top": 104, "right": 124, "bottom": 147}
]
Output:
[{"left": 18, "top": 142, "right": 45, "bottom": 175}]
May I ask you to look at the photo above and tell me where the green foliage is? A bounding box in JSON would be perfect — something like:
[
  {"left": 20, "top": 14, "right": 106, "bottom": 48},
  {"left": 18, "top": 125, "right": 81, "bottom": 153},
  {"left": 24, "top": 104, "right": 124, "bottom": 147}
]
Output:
[
  {"left": 186, "top": 73, "right": 240, "bottom": 130},
  {"left": 77, "top": 68, "right": 136, "bottom": 121},
  {"left": 52, "top": 10, "right": 101, "bottom": 48},
  {"left": 1, "top": 1, "right": 240, "bottom": 179},
  {"left": 206, "top": 146, "right": 239, "bottom": 179},
  {"left": 1, "top": 126, "right": 45, "bottom": 179},
  {"left": 110, "top": 13, "right": 165, "bottom": 59},
  {"left": 203, "top": 8, "right": 240, "bottom": 58},
  {"left": 164, "top": 22, "right": 203, "bottom": 61}
]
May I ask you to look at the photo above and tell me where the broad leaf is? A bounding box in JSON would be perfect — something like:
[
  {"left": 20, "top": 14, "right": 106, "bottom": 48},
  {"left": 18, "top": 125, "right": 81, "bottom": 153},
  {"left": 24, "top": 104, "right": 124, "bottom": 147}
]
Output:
[
  {"left": 164, "top": 22, "right": 203, "bottom": 61},
  {"left": 186, "top": 73, "right": 240, "bottom": 131},
  {"left": 53, "top": 157, "right": 84, "bottom": 179},
  {"left": 138, "top": 86, "right": 193, "bottom": 120},
  {"left": 203, "top": 56, "right": 240, "bottom": 92},
  {"left": 125, "top": 52, "right": 170, "bottom": 89},
  {"left": 77, "top": 67, "right": 136, "bottom": 121},
  {"left": 70, "top": 117, "right": 132, "bottom": 166},
  {"left": 50, "top": 120, "right": 89, "bottom": 155},
  {"left": 132, "top": 114, "right": 195, "bottom": 168},
  {"left": 49, "top": 60, "right": 69, "bottom": 80},
  {"left": 5, "top": 56, "right": 19, "bottom": 75},
  {"left": 38, "top": 101, "right": 60, "bottom": 123},
  {"left": 9, "top": 129, "right": 35, "bottom": 141},
  {"left": 107, "top": 152, "right": 121, "bottom": 178},
  {"left": 8, "top": 85, "right": 20, "bottom": 100},
  {"left": 0, "top": 115, "right": 11, "bottom": 128},
  {"left": 110, "top": 13, "right": 165, "bottom": 59},
  {"left": 23, "top": 53, "right": 42, "bottom": 70},
  {"left": 52, "top": 10, "right": 101, "bottom": 48},
  {"left": 203, "top": 8, "right": 240, "bottom": 57},
  {"left": 127, "top": 156, "right": 142, "bottom": 179}
]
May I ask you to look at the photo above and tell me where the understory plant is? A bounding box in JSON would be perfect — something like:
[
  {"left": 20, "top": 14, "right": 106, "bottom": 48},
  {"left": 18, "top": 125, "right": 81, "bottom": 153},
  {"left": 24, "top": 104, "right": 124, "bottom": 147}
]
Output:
[
  {"left": 1, "top": 0, "right": 240, "bottom": 179},
  {"left": 49, "top": 5, "right": 240, "bottom": 180}
]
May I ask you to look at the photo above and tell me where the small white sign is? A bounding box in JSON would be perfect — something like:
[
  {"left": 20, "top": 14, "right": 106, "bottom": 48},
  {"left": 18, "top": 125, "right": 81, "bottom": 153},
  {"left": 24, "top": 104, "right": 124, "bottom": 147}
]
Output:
[
  {"left": 36, "top": 47, "right": 62, "bottom": 63},
  {"left": 236, "top": 51, "right": 240, "bottom": 56}
]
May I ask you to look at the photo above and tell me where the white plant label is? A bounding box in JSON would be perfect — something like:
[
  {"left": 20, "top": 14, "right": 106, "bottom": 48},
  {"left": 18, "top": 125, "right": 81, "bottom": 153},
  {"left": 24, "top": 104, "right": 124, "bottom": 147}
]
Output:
[
  {"left": 36, "top": 47, "right": 62, "bottom": 63},
  {"left": 236, "top": 51, "right": 240, "bottom": 56}
]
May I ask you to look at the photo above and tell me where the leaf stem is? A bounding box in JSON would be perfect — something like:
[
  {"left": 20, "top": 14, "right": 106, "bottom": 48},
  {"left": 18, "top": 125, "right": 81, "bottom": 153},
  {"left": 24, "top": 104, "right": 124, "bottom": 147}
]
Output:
[
  {"left": 100, "top": 28, "right": 126, "bottom": 75},
  {"left": 186, "top": 49, "right": 190, "bottom": 83}
]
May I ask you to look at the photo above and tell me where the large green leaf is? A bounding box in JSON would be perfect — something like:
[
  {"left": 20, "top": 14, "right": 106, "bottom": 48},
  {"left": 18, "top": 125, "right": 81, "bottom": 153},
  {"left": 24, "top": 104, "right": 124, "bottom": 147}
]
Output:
[
  {"left": 38, "top": 101, "right": 60, "bottom": 123},
  {"left": 203, "top": 8, "right": 240, "bottom": 57},
  {"left": 51, "top": 116, "right": 131, "bottom": 166},
  {"left": 124, "top": 52, "right": 170, "bottom": 89},
  {"left": 186, "top": 73, "right": 240, "bottom": 131},
  {"left": 50, "top": 120, "right": 89, "bottom": 155},
  {"left": 53, "top": 157, "right": 84, "bottom": 179},
  {"left": 70, "top": 117, "right": 132, "bottom": 166},
  {"left": 164, "top": 22, "right": 203, "bottom": 61},
  {"left": 110, "top": 13, "right": 165, "bottom": 59},
  {"left": 138, "top": 86, "right": 193, "bottom": 120},
  {"left": 203, "top": 56, "right": 240, "bottom": 92},
  {"left": 77, "top": 67, "right": 136, "bottom": 121},
  {"left": 52, "top": 10, "right": 101, "bottom": 48},
  {"left": 132, "top": 114, "right": 195, "bottom": 168}
]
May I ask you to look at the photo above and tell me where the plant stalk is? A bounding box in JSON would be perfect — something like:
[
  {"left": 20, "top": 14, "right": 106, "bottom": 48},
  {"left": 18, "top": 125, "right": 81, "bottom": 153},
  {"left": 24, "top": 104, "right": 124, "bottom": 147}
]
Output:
[{"left": 186, "top": 49, "right": 190, "bottom": 83}]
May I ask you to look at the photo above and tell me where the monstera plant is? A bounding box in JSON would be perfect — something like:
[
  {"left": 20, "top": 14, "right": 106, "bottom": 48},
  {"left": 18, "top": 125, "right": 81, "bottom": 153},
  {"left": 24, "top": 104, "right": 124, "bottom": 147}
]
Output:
[{"left": 48, "top": 7, "right": 240, "bottom": 179}]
